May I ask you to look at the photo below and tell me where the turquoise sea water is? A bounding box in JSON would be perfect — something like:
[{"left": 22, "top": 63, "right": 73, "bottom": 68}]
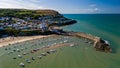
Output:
[{"left": 63, "top": 14, "right": 120, "bottom": 68}]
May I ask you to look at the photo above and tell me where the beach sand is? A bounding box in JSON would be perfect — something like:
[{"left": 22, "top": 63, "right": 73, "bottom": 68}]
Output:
[{"left": 0, "top": 35, "right": 54, "bottom": 47}]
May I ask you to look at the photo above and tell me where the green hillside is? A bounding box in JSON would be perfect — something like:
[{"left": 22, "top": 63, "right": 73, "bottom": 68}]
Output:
[{"left": 0, "top": 9, "right": 62, "bottom": 19}]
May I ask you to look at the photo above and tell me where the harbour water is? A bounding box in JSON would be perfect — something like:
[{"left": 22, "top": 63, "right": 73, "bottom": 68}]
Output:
[{"left": 63, "top": 14, "right": 120, "bottom": 68}]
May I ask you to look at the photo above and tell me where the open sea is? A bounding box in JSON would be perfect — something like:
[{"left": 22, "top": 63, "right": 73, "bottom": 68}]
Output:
[{"left": 63, "top": 14, "right": 120, "bottom": 68}]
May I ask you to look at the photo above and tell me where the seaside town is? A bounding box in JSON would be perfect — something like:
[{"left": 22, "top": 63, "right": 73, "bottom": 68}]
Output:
[
  {"left": 0, "top": 14, "right": 76, "bottom": 37},
  {"left": 0, "top": 15, "right": 74, "bottom": 30},
  {"left": 0, "top": 9, "right": 112, "bottom": 68},
  {"left": 0, "top": 9, "right": 111, "bottom": 52},
  {"left": 0, "top": 0, "right": 120, "bottom": 68}
]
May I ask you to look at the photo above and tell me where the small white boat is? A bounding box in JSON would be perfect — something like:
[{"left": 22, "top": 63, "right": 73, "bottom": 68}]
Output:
[
  {"left": 49, "top": 49, "right": 57, "bottom": 52},
  {"left": 63, "top": 40, "right": 68, "bottom": 43},
  {"left": 70, "top": 44, "right": 74, "bottom": 47},
  {"left": 18, "top": 55, "right": 22, "bottom": 58},
  {"left": 37, "top": 56, "right": 42, "bottom": 59},
  {"left": 19, "top": 62, "right": 25, "bottom": 67},
  {"left": 41, "top": 53, "right": 47, "bottom": 56},
  {"left": 26, "top": 59, "right": 31, "bottom": 63}
]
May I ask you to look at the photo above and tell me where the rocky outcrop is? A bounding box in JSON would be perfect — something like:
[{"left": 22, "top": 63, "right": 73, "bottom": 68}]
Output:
[
  {"left": 49, "top": 20, "right": 77, "bottom": 26},
  {"left": 95, "top": 39, "right": 112, "bottom": 52}
]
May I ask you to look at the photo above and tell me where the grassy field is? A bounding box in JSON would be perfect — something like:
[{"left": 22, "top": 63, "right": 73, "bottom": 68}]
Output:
[{"left": 0, "top": 35, "right": 95, "bottom": 68}]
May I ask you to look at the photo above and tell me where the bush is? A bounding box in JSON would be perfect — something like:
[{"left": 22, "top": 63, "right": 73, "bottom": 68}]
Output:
[{"left": 4, "top": 28, "right": 20, "bottom": 36}]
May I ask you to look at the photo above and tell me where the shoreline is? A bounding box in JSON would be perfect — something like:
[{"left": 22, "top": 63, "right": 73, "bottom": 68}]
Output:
[{"left": 0, "top": 35, "right": 55, "bottom": 47}]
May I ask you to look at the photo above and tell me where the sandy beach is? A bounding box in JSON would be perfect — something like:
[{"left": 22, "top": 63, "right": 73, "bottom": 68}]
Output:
[{"left": 0, "top": 35, "right": 54, "bottom": 47}]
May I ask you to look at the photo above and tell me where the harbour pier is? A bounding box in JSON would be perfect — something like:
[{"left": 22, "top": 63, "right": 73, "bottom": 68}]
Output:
[{"left": 54, "top": 30, "right": 112, "bottom": 52}]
